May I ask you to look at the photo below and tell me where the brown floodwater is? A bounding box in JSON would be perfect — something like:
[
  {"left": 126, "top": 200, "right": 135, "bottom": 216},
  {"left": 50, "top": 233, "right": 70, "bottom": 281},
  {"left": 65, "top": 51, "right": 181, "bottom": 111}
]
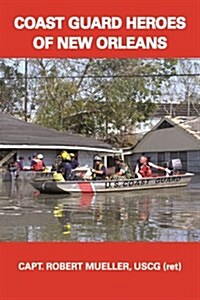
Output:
[{"left": 0, "top": 176, "right": 199, "bottom": 242}]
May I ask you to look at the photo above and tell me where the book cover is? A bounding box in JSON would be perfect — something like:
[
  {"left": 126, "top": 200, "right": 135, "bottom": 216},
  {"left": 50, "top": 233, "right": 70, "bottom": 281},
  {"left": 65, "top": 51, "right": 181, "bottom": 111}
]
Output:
[{"left": 0, "top": 0, "right": 199, "bottom": 299}]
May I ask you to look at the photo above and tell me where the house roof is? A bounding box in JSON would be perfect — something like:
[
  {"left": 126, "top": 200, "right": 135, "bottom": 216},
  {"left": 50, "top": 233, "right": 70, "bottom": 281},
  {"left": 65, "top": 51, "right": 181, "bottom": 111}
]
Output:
[
  {"left": 0, "top": 112, "right": 116, "bottom": 152},
  {"left": 157, "top": 116, "right": 200, "bottom": 141},
  {"left": 124, "top": 116, "right": 200, "bottom": 154}
]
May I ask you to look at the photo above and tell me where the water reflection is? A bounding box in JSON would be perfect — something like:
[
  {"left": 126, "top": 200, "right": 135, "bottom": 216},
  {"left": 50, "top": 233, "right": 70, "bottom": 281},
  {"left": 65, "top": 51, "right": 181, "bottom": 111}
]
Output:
[{"left": 0, "top": 180, "right": 199, "bottom": 242}]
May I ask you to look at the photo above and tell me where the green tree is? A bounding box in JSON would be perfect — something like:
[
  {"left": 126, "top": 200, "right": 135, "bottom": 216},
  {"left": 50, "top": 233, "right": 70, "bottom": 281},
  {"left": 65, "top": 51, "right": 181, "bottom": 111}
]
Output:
[
  {"left": 0, "top": 59, "right": 25, "bottom": 117},
  {"left": 27, "top": 58, "right": 177, "bottom": 146}
]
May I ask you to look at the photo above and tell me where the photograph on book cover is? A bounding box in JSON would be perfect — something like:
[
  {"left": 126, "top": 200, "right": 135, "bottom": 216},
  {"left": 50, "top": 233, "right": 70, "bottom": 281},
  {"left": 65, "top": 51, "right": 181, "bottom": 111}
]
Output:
[
  {"left": 0, "top": 2, "right": 199, "bottom": 300},
  {"left": 0, "top": 0, "right": 199, "bottom": 244},
  {"left": 1, "top": 57, "right": 199, "bottom": 242}
]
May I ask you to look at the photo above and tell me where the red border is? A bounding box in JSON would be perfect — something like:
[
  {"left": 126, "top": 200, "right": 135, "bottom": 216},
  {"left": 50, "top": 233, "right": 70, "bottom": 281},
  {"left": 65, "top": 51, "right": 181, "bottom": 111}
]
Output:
[
  {"left": 0, "top": 0, "right": 199, "bottom": 57},
  {"left": 0, "top": 242, "right": 199, "bottom": 299},
  {"left": 0, "top": 0, "right": 199, "bottom": 299}
]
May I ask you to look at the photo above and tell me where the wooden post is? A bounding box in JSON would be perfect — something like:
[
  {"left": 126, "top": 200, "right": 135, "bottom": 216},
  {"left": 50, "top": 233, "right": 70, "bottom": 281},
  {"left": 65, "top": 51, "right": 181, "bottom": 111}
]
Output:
[{"left": 0, "top": 150, "right": 16, "bottom": 166}]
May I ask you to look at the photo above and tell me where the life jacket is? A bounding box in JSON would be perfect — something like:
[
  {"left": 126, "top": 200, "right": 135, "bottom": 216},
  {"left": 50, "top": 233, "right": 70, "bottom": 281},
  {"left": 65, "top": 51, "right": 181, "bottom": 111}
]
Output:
[
  {"left": 32, "top": 159, "right": 44, "bottom": 171},
  {"left": 116, "top": 162, "right": 132, "bottom": 179},
  {"left": 140, "top": 165, "right": 152, "bottom": 177},
  {"left": 122, "top": 162, "right": 132, "bottom": 178},
  {"left": 95, "top": 163, "right": 103, "bottom": 171},
  {"left": 93, "top": 163, "right": 106, "bottom": 179},
  {"left": 53, "top": 172, "right": 65, "bottom": 182}
]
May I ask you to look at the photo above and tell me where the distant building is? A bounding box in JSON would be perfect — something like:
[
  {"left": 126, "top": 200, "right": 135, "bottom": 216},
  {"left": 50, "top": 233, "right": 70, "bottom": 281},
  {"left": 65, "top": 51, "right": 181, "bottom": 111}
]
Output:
[
  {"left": 0, "top": 112, "right": 120, "bottom": 169},
  {"left": 153, "top": 102, "right": 200, "bottom": 118},
  {"left": 124, "top": 116, "right": 200, "bottom": 173},
  {"left": 135, "top": 101, "right": 200, "bottom": 136}
]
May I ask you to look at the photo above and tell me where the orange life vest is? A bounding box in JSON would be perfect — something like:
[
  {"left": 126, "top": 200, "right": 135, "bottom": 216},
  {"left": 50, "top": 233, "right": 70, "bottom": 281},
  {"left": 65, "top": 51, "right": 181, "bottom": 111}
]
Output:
[
  {"left": 32, "top": 159, "right": 44, "bottom": 171},
  {"left": 140, "top": 165, "right": 152, "bottom": 177}
]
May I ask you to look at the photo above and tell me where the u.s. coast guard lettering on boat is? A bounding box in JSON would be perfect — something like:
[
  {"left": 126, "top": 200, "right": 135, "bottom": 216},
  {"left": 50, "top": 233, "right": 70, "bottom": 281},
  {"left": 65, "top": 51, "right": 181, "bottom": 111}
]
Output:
[
  {"left": 155, "top": 176, "right": 181, "bottom": 184},
  {"left": 105, "top": 176, "right": 182, "bottom": 189},
  {"left": 105, "top": 178, "right": 150, "bottom": 189}
]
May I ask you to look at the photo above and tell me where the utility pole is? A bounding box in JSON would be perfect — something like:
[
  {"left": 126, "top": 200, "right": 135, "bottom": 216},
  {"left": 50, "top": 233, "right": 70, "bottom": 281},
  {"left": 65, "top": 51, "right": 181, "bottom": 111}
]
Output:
[
  {"left": 186, "top": 92, "right": 190, "bottom": 116},
  {"left": 24, "top": 58, "right": 28, "bottom": 121}
]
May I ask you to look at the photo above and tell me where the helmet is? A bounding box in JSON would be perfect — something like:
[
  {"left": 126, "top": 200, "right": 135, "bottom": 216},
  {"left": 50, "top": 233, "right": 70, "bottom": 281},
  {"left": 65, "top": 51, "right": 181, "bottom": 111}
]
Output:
[
  {"left": 61, "top": 151, "right": 71, "bottom": 161},
  {"left": 37, "top": 154, "right": 43, "bottom": 159},
  {"left": 94, "top": 155, "right": 102, "bottom": 161}
]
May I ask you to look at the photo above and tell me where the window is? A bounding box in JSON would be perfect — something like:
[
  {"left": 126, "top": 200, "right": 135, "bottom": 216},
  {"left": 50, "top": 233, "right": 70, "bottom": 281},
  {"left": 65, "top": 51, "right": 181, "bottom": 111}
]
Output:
[
  {"left": 158, "top": 152, "right": 166, "bottom": 166},
  {"left": 170, "top": 151, "right": 187, "bottom": 171},
  {"left": 157, "top": 120, "right": 174, "bottom": 130}
]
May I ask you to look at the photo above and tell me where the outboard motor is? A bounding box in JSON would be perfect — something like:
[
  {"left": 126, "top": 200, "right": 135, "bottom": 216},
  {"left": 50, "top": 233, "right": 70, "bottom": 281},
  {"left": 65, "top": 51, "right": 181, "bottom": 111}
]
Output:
[{"left": 169, "top": 158, "right": 182, "bottom": 174}]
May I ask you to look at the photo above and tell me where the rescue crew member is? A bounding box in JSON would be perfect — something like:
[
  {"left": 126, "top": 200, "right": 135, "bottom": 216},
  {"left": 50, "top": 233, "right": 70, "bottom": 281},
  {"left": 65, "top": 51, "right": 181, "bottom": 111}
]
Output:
[
  {"left": 51, "top": 154, "right": 62, "bottom": 172},
  {"left": 31, "top": 154, "right": 46, "bottom": 171},
  {"left": 112, "top": 156, "right": 132, "bottom": 179},
  {"left": 135, "top": 156, "right": 171, "bottom": 178},
  {"left": 30, "top": 153, "right": 38, "bottom": 169},
  {"left": 69, "top": 153, "right": 79, "bottom": 169},
  {"left": 92, "top": 155, "right": 106, "bottom": 180},
  {"left": 57, "top": 151, "right": 72, "bottom": 181},
  {"left": 52, "top": 155, "right": 64, "bottom": 181},
  {"left": 15, "top": 156, "right": 25, "bottom": 171}
]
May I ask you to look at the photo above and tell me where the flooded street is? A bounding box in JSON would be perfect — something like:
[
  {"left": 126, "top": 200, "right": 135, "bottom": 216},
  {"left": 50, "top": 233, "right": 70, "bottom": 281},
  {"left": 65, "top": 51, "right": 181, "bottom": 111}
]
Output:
[{"left": 0, "top": 177, "right": 199, "bottom": 242}]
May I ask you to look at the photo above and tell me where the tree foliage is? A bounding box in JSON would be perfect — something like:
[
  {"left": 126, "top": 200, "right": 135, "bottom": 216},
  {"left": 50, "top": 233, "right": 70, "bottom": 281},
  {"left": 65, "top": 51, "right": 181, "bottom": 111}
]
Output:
[
  {"left": 0, "top": 59, "right": 25, "bottom": 117},
  {"left": 27, "top": 58, "right": 177, "bottom": 146},
  {"left": 0, "top": 58, "right": 179, "bottom": 147},
  {"left": 161, "top": 59, "right": 200, "bottom": 117}
]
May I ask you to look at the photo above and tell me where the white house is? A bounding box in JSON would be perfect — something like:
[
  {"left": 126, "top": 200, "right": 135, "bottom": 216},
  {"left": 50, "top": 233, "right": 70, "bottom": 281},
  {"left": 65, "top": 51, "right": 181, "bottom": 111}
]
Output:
[{"left": 0, "top": 112, "right": 120, "bottom": 169}]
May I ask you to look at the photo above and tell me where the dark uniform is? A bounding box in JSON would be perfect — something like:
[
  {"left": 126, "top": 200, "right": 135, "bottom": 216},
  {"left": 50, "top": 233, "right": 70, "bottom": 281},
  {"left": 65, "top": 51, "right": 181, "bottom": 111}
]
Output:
[
  {"left": 93, "top": 163, "right": 106, "bottom": 180},
  {"left": 92, "top": 155, "right": 107, "bottom": 180},
  {"left": 57, "top": 151, "right": 72, "bottom": 181}
]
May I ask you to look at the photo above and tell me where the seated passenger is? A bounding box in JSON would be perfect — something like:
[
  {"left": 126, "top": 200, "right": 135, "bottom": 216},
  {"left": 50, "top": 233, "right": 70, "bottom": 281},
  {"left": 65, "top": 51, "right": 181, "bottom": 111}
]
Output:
[
  {"left": 112, "top": 156, "right": 132, "bottom": 179},
  {"left": 135, "top": 156, "right": 171, "bottom": 178},
  {"left": 31, "top": 154, "right": 46, "bottom": 171},
  {"left": 30, "top": 153, "right": 37, "bottom": 168},
  {"left": 15, "top": 156, "right": 25, "bottom": 171},
  {"left": 69, "top": 153, "right": 79, "bottom": 169},
  {"left": 91, "top": 155, "right": 106, "bottom": 180}
]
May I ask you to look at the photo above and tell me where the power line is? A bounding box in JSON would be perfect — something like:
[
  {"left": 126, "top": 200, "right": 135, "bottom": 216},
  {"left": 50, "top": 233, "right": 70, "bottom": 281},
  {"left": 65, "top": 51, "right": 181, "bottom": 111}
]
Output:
[{"left": 0, "top": 73, "right": 200, "bottom": 80}]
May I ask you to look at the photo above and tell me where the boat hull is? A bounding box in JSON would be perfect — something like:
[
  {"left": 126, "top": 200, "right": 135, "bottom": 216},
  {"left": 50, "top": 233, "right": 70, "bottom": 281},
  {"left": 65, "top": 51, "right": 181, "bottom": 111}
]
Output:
[
  {"left": 3, "top": 170, "right": 54, "bottom": 182},
  {"left": 31, "top": 173, "right": 194, "bottom": 194}
]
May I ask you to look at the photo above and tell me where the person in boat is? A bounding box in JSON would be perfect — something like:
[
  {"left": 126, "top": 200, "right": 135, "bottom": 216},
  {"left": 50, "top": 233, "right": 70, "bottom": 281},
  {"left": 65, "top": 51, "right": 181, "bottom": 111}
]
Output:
[
  {"left": 29, "top": 153, "right": 37, "bottom": 169},
  {"left": 112, "top": 156, "right": 133, "bottom": 179},
  {"left": 69, "top": 153, "right": 79, "bottom": 169},
  {"left": 134, "top": 155, "right": 171, "bottom": 178},
  {"left": 31, "top": 154, "right": 46, "bottom": 171},
  {"left": 51, "top": 154, "right": 62, "bottom": 172},
  {"left": 57, "top": 151, "right": 72, "bottom": 181},
  {"left": 15, "top": 156, "right": 25, "bottom": 171},
  {"left": 7, "top": 161, "right": 18, "bottom": 180},
  {"left": 91, "top": 155, "right": 107, "bottom": 180}
]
